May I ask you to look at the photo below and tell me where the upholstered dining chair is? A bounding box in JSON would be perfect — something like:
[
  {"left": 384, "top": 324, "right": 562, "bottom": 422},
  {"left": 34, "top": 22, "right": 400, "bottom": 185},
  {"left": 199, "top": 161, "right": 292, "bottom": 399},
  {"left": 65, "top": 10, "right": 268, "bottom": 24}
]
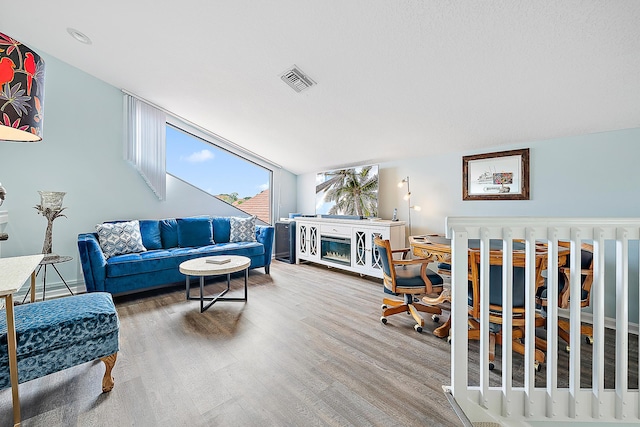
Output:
[
  {"left": 536, "top": 241, "right": 594, "bottom": 352},
  {"left": 374, "top": 237, "right": 445, "bottom": 333},
  {"left": 467, "top": 247, "right": 547, "bottom": 371}
]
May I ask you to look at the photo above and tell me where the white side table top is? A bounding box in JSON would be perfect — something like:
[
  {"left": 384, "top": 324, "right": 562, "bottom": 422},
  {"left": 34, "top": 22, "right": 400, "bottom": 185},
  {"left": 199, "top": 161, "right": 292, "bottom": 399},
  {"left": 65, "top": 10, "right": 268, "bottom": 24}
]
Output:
[
  {"left": 179, "top": 255, "right": 251, "bottom": 276},
  {"left": 0, "top": 254, "right": 44, "bottom": 297}
]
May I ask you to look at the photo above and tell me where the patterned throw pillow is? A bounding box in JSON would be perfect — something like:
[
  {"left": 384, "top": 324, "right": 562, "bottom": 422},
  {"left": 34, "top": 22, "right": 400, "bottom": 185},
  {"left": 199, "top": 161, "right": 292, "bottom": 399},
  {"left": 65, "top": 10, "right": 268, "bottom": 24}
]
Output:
[
  {"left": 229, "top": 216, "right": 257, "bottom": 243},
  {"left": 96, "top": 220, "right": 147, "bottom": 258}
]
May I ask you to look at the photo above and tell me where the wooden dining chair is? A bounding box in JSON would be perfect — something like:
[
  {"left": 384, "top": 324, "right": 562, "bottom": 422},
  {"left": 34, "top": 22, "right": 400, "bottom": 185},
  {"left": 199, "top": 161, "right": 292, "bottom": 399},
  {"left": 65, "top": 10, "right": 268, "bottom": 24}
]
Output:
[
  {"left": 536, "top": 241, "right": 594, "bottom": 352},
  {"left": 467, "top": 248, "right": 547, "bottom": 371},
  {"left": 374, "top": 238, "right": 445, "bottom": 333}
]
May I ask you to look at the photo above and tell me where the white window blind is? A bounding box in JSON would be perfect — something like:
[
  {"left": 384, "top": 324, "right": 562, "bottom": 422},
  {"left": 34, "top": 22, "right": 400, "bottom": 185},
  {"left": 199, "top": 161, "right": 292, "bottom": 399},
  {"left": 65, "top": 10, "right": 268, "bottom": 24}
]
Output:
[{"left": 124, "top": 94, "right": 166, "bottom": 200}]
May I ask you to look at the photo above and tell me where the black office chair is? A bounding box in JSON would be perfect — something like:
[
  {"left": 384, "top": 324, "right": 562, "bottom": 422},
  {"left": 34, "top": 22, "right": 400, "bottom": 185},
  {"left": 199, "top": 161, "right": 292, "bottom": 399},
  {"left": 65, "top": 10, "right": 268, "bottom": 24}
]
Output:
[{"left": 374, "top": 238, "right": 444, "bottom": 333}]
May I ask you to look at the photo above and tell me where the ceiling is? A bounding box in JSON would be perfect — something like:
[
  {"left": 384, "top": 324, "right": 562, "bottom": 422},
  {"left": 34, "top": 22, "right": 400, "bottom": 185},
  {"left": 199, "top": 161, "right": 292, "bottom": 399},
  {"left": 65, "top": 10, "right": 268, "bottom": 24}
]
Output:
[{"left": 2, "top": 1, "right": 639, "bottom": 175}]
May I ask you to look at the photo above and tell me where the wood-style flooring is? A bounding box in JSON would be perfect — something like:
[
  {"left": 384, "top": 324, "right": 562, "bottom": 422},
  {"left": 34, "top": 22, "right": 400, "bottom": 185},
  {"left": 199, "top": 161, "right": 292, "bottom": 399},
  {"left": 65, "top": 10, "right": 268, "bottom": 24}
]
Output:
[
  {"left": 3, "top": 261, "right": 634, "bottom": 426},
  {"left": 0, "top": 262, "right": 461, "bottom": 427}
]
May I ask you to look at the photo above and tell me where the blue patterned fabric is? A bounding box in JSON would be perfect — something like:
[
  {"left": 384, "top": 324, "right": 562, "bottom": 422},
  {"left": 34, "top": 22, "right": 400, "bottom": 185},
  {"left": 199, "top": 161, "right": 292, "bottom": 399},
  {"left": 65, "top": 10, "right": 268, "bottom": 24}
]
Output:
[
  {"left": 0, "top": 292, "right": 119, "bottom": 389},
  {"left": 96, "top": 220, "right": 147, "bottom": 258},
  {"left": 229, "top": 216, "right": 257, "bottom": 243},
  {"left": 177, "top": 217, "right": 214, "bottom": 247}
]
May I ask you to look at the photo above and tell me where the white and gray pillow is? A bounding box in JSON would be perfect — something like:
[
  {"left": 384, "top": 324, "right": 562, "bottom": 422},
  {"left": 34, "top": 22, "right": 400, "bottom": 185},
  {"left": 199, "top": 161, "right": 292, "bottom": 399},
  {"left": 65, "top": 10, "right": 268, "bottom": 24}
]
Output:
[
  {"left": 229, "top": 216, "right": 257, "bottom": 243},
  {"left": 96, "top": 220, "right": 147, "bottom": 258}
]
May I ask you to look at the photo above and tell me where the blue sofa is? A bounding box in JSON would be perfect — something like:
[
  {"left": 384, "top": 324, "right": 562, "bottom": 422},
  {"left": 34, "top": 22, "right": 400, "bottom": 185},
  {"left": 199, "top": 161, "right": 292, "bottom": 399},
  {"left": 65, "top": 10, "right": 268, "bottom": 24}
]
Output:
[{"left": 78, "top": 216, "right": 274, "bottom": 295}]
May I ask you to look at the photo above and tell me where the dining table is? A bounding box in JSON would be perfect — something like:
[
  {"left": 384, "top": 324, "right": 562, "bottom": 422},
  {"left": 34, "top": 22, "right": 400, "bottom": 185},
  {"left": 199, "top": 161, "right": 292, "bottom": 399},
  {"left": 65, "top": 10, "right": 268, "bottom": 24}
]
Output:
[{"left": 408, "top": 234, "right": 569, "bottom": 339}]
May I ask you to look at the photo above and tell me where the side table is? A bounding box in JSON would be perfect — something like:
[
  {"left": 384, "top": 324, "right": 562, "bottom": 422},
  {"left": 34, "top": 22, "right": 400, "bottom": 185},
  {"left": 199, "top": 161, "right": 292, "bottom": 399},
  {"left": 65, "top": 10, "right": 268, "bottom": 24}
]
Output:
[
  {"left": 0, "top": 254, "right": 44, "bottom": 426},
  {"left": 22, "top": 254, "right": 74, "bottom": 303}
]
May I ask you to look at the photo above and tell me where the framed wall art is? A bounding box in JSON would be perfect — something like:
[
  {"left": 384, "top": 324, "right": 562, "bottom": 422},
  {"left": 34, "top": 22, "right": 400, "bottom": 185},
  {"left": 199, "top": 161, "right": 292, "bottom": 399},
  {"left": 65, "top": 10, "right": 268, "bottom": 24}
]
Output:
[{"left": 462, "top": 148, "right": 529, "bottom": 200}]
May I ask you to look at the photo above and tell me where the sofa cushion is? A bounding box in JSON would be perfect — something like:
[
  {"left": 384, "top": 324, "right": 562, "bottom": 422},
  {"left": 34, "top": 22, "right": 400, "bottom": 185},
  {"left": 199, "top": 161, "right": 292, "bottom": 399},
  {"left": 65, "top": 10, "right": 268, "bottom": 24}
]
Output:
[
  {"left": 106, "top": 249, "right": 177, "bottom": 277},
  {"left": 139, "top": 220, "right": 162, "bottom": 250},
  {"left": 177, "top": 217, "right": 214, "bottom": 247},
  {"left": 105, "top": 242, "right": 265, "bottom": 278},
  {"left": 230, "top": 216, "right": 257, "bottom": 243},
  {"left": 160, "top": 218, "right": 179, "bottom": 248},
  {"left": 172, "top": 242, "right": 264, "bottom": 259},
  {"left": 96, "top": 220, "right": 147, "bottom": 258}
]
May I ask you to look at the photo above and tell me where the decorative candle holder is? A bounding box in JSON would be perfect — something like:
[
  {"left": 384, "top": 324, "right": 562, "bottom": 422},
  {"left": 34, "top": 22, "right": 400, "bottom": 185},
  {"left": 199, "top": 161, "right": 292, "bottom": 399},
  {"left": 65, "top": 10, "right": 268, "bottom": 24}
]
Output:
[{"left": 35, "top": 191, "right": 67, "bottom": 254}]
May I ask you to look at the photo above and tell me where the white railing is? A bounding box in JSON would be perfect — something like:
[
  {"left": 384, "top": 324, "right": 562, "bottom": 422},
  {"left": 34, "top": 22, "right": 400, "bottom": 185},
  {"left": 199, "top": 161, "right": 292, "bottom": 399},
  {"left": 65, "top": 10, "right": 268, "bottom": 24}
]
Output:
[{"left": 446, "top": 217, "right": 640, "bottom": 425}]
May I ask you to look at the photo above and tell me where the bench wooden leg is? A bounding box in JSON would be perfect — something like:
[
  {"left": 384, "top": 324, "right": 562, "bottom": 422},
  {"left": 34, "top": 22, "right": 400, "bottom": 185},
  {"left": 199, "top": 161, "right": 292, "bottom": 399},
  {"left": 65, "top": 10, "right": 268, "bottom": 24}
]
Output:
[{"left": 100, "top": 353, "right": 117, "bottom": 392}]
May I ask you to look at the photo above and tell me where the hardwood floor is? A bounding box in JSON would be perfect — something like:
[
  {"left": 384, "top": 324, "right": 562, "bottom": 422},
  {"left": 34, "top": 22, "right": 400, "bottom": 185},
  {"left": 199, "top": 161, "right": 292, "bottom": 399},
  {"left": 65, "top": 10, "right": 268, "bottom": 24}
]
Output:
[{"left": 0, "top": 262, "right": 461, "bottom": 427}]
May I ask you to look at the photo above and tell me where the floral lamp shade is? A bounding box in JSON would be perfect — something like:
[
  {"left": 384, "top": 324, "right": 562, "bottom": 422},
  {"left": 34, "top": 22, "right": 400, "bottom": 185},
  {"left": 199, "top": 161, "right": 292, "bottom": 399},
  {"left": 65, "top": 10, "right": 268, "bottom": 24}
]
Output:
[{"left": 0, "top": 32, "right": 45, "bottom": 142}]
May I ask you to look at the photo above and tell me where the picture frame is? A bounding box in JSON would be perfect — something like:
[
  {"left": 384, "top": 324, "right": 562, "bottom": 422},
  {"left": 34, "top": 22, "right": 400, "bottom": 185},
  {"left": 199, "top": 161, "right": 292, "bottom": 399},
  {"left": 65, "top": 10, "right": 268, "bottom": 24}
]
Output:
[{"left": 462, "top": 148, "right": 529, "bottom": 200}]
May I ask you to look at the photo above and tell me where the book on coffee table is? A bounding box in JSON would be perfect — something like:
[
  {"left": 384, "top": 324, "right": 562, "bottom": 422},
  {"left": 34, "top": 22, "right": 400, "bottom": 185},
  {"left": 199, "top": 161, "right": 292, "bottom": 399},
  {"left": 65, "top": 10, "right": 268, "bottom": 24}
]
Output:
[{"left": 206, "top": 257, "right": 231, "bottom": 264}]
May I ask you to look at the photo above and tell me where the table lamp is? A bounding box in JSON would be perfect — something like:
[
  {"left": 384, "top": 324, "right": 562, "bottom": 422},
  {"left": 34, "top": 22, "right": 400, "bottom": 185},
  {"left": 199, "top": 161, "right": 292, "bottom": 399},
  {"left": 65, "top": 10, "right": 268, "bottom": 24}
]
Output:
[{"left": 1, "top": 33, "right": 46, "bottom": 248}]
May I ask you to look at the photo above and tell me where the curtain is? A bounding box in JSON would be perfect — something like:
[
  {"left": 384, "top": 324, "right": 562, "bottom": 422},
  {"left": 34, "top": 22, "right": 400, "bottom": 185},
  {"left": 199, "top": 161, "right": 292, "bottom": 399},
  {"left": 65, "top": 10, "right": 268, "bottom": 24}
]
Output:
[{"left": 124, "top": 94, "right": 166, "bottom": 200}]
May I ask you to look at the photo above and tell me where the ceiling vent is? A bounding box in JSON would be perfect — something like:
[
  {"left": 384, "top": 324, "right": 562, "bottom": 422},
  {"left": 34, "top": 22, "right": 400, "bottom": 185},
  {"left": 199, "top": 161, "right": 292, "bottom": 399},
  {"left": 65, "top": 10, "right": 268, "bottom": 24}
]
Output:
[{"left": 280, "top": 66, "right": 316, "bottom": 92}]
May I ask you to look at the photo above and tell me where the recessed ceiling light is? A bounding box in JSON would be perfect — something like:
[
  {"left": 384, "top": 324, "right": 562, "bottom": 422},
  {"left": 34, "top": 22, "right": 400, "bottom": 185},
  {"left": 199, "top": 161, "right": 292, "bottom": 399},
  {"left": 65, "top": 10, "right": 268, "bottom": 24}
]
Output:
[{"left": 67, "top": 28, "right": 92, "bottom": 45}]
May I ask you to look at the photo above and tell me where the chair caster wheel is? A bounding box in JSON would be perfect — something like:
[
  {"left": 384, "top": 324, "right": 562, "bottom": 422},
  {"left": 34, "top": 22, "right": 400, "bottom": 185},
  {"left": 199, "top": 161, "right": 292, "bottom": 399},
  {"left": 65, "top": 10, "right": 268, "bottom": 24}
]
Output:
[
  {"left": 489, "top": 363, "right": 495, "bottom": 371},
  {"left": 534, "top": 362, "right": 542, "bottom": 372},
  {"left": 381, "top": 316, "right": 387, "bottom": 325},
  {"left": 381, "top": 304, "right": 387, "bottom": 310},
  {"left": 431, "top": 314, "right": 440, "bottom": 323},
  {"left": 414, "top": 324, "right": 423, "bottom": 333},
  {"left": 586, "top": 336, "right": 594, "bottom": 345}
]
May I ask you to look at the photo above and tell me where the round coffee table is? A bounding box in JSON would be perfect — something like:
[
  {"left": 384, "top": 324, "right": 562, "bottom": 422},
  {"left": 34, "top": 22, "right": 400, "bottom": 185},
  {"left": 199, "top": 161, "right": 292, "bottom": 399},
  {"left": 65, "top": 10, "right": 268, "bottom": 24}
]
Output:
[{"left": 179, "top": 255, "right": 251, "bottom": 312}]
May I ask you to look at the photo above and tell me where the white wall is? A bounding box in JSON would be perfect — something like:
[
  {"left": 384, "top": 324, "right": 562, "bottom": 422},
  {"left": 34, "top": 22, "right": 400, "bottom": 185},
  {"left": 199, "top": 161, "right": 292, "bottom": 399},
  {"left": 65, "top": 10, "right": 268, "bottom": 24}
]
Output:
[
  {"left": 297, "top": 128, "right": 640, "bottom": 321},
  {"left": 0, "top": 53, "right": 297, "bottom": 287}
]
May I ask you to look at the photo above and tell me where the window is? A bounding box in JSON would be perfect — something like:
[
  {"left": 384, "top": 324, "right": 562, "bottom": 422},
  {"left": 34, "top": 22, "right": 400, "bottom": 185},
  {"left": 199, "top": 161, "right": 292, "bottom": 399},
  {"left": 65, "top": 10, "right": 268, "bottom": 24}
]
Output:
[{"left": 166, "top": 124, "right": 272, "bottom": 224}]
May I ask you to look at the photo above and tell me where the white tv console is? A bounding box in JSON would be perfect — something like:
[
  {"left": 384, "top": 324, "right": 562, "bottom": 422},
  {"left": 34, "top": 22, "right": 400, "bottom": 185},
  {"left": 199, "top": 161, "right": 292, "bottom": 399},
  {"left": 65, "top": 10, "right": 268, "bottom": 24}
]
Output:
[{"left": 294, "top": 217, "right": 406, "bottom": 279}]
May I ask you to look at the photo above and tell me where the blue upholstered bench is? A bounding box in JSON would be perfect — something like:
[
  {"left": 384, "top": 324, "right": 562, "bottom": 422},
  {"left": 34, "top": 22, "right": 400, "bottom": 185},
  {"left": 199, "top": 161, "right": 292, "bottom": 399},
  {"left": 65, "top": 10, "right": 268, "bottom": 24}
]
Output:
[{"left": 0, "top": 292, "right": 120, "bottom": 393}]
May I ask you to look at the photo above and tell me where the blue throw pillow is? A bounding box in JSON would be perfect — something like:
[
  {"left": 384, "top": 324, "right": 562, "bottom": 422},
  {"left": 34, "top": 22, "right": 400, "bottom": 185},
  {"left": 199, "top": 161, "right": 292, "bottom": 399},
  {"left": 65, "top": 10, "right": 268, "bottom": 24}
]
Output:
[
  {"left": 139, "top": 220, "right": 162, "bottom": 250},
  {"left": 212, "top": 217, "right": 231, "bottom": 243},
  {"left": 177, "top": 217, "right": 214, "bottom": 247},
  {"left": 160, "top": 218, "right": 179, "bottom": 248}
]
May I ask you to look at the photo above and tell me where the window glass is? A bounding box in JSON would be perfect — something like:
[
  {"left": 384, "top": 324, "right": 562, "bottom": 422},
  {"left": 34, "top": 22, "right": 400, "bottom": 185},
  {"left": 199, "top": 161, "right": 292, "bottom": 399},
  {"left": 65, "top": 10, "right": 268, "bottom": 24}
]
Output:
[{"left": 166, "top": 124, "right": 271, "bottom": 224}]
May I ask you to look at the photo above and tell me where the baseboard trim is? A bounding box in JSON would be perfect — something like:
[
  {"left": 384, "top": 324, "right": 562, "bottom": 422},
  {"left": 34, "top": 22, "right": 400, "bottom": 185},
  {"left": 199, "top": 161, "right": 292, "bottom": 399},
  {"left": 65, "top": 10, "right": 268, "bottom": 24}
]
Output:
[
  {"left": 558, "top": 308, "right": 639, "bottom": 336},
  {"left": 14, "top": 279, "right": 86, "bottom": 302}
]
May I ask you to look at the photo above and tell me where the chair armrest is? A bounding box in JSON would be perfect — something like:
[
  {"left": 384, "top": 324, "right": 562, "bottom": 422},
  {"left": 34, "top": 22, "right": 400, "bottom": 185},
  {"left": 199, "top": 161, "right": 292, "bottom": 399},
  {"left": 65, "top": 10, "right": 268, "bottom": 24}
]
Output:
[
  {"left": 391, "top": 258, "right": 431, "bottom": 267},
  {"left": 391, "top": 248, "right": 410, "bottom": 254},
  {"left": 391, "top": 247, "right": 411, "bottom": 260},
  {"left": 256, "top": 225, "right": 274, "bottom": 265},
  {"left": 77, "top": 233, "right": 107, "bottom": 292},
  {"left": 560, "top": 267, "right": 593, "bottom": 276},
  {"left": 557, "top": 266, "right": 593, "bottom": 308}
]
